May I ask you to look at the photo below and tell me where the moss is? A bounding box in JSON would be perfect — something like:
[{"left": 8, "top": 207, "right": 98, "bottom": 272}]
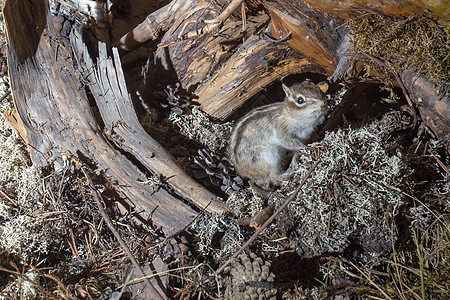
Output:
[{"left": 347, "top": 14, "right": 449, "bottom": 96}]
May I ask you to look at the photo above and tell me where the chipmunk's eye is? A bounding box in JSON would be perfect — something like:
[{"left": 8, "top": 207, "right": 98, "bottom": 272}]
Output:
[{"left": 296, "top": 95, "right": 305, "bottom": 104}]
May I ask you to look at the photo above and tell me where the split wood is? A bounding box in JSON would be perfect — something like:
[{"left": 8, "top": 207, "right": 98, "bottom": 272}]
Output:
[
  {"left": 158, "top": 0, "right": 244, "bottom": 48},
  {"left": 81, "top": 168, "right": 165, "bottom": 300},
  {"left": 215, "top": 159, "right": 321, "bottom": 275}
]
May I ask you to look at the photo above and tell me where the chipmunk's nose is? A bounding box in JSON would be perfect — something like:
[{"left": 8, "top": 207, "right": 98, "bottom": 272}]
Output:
[{"left": 315, "top": 100, "right": 325, "bottom": 107}]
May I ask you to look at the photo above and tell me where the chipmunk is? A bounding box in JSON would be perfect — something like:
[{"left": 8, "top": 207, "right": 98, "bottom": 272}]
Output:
[{"left": 229, "top": 80, "right": 328, "bottom": 190}]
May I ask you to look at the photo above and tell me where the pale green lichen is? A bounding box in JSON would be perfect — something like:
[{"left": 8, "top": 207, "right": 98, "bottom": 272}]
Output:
[
  {"left": 0, "top": 213, "right": 50, "bottom": 262},
  {"left": 268, "top": 111, "right": 412, "bottom": 260},
  {"left": 169, "top": 106, "right": 234, "bottom": 152},
  {"left": 1, "top": 271, "right": 40, "bottom": 299},
  {"left": 191, "top": 213, "right": 244, "bottom": 260}
]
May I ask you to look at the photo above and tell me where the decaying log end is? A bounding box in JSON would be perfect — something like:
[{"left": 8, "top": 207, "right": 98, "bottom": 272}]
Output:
[
  {"left": 263, "top": 1, "right": 338, "bottom": 75},
  {"left": 195, "top": 35, "right": 324, "bottom": 119}
]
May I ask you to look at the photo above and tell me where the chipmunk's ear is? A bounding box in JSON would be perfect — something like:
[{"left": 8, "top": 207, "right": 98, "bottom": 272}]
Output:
[
  {"left": 317, "top": 81, "right": 329, "bottom": 93},
  {"left": 282, "top": 83, "right": 292, "bottom": 99}
]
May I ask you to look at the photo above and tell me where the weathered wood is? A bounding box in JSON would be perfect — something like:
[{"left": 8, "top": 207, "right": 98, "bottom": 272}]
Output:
[
  {"left": 3, "top": 0, "right": 228, "bottom": 234},
  {"left": 72, "top": 37, "right": 228, "bottom": 213},
  {"left": 300, "top": 0, "right": 449, "bottom": 21},
  {"left": 400, "top": 68, "right": 450, "bottom": 153},
  {"left": 149, "top": 0, "right": 449, "bottom": 144},
  {"left": 52, "top": 0, "right": 111, "bottom": 24},
  {"left": 263, "top": 1, "right": 342, "bottom": 75},
  {"left": 154, "top": 0, "right": 270, "bottom": 91},
  {"left": 115, "top": 0, "right": 206, "bottom": 51},
  {"left": 194, "top": 34, "right": 324, "bottom": 119},
  {"left": 148, "top": 0, "right": 346, "bottom": 119}
]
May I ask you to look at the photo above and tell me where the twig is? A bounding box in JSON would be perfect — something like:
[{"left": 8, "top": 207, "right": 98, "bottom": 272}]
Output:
[
  {"left": 215, "top": 159, "right": 320, "bottom": 275},
  {"left": 81, "top": 168, "right": 165, "bottom": 300},
  {"left": 0, "top": 264, "right": 57, "bottom": 300},
  {"left": 326, "top": 193, "right": 332, "bottom": 237},
  {"left": 143, "top": 201, "right": 211, "bottom": 252},
  {"left": 240, "top": 2, "right": 246, "bottom": 34},
  {"left": 0, "top": 188, "right": 19, "bottom": 207},
  {"left": 205, "top": 0, "right": 244, "bottom": 24},
  {"left": 346, "top": 260, "right": 392, "bottom": 300},
  {"left": 333, "top": 182, "right": 343, "bottom": 220},
  {"left": 300, "top": 204, "right": 320, "bottom": 231},
  {"left": 42, "top": 273, "right": 76, "bottom": 299},
  {"left": 429, "top": 151, "right": 449, "bottom": 174},
  {"left": 68, "top": 228, "right": 83, "bottom": 263},
  {"left": 359, "top": 52, "right": 414, "bottom": 108},
  {"left": 318, "top": 283, "right": 356, "bottom": 300}
]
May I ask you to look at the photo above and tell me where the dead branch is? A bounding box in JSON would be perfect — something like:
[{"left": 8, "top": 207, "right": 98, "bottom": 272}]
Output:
[
  {"left": 82, "top": 167, "right": 165, "bottom": 300},
  {"left": 115, "top": 0, "right": 207, "bottom": 51},
  {"left": 215, "top": 159, "right": 321, "bottom": 275},
  {"left": 73, "top": 37, "right": 228, "bottom": 215}
]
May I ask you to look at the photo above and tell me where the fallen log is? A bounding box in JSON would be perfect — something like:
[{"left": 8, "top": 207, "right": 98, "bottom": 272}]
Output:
[{"left": 3, "top": 0, "right": 228, "bottom": 234}]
